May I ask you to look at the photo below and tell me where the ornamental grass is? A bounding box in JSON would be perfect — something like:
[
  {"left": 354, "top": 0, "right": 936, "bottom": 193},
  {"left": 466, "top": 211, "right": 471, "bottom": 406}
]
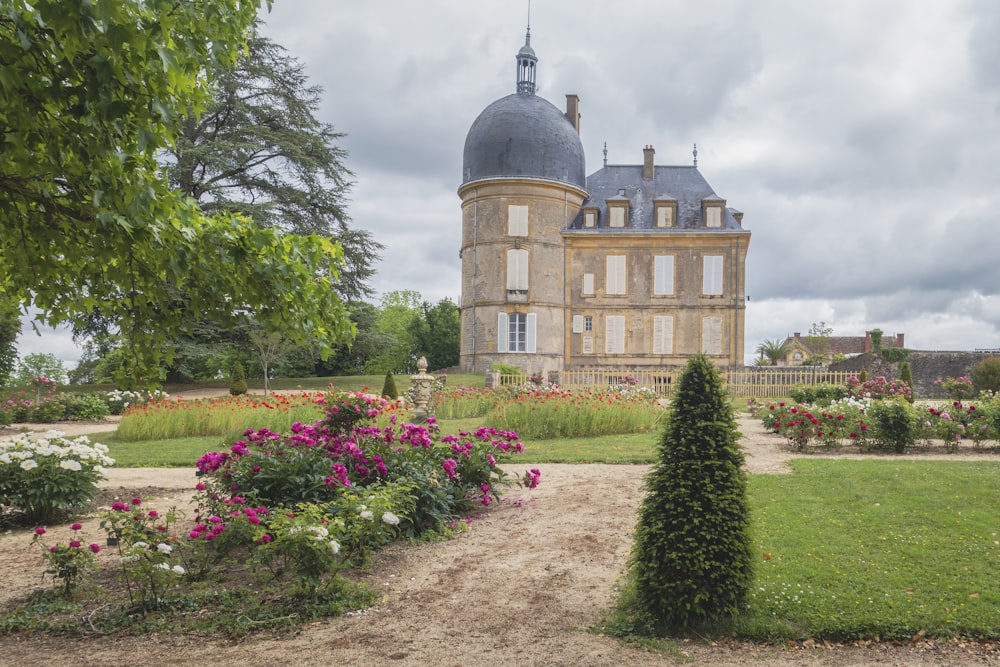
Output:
[
  {"left": 114, "top": 393, "right": 327, "bottom": 442},
  {"left": 484, "top": 388, "right": 664, "bottom": 439}
]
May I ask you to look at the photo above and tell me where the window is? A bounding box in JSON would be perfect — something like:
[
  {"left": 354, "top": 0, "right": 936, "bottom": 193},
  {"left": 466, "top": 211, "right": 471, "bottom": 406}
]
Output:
[
  {"left": 606, "top": 315, "right": 625, "bottom": 354},
  {"left": 497, "top": 312, "right": 536, "bottom": 353},
  {"left": 506, "top": 248, "right": 528, "bottom": 291},
  {"left": 508, "top": 205, "right": 528, "bottom": 236},
  {"left": 582, "top": 336, "right": 594, "bottom": 354},
  {"left": 609, "top": 206, "right": 626, "bottom": 228},
  {"left": 606, "top": 255, "right": 626, "bottom": 295},
  {"left": 652, "top": 316, "right": 674, "bottom": 354},
  {"left": 705, "top": 206, "right": 722, "bottom": 228},
  {"left": 572, "top": 315, "right": 584, "bottom": 333},
  {"left": 703, "top": 255, "right": 723, "bottom": 295},
  {"left": 702, "top": 316, "right": 723, "bottom": 355},
  {"left": 655, "top": 204, "right": 674, "bottom": 228},
  {"left": 584, "top": 315, "right": 593, "bottom": 332},
  {"left": 583, "top": 210, "right": 597, "bottom": 228},
  {"left": 653, "top": 256, "right": 674, "bottom": 296},
  {"left": 582, "top": 273, "right": 595, "bottom": 296}
]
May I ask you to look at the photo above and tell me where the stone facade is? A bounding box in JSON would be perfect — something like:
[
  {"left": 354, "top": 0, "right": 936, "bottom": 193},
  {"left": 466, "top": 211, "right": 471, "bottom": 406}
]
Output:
[{"left": 458, "top": 30, "right": 749, "bottom": 375}]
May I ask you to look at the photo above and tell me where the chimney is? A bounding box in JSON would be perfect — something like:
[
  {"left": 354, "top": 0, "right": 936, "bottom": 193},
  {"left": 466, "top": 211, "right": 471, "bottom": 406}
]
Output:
[
  {"left": 643, "top": 145, "right": 655, "bottom": 179},
  {"left": 793, "top": 332, "right": 801, "bottom": 340},
  {"left": 731, "top": 209, "right": 744, "bottom": 224},
  {"left": 565, "top": 95, "right": 580, "bottom": 134},
  {"left": 896, "top": 333, "right": 905, "bottom": 347}
]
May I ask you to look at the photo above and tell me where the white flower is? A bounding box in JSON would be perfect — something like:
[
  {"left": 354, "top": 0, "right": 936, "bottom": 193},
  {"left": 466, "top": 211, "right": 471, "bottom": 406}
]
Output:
[
  {"left": 133, "top": 541, "right": 149, "bottom": 550},
  {"left": 359, "top": 510, "right": 374, "bottom": 521},
  {"left": 0, "top": 453, "right": 11, "bottom": 465},
  {"left": 309, "top": 526, "right": 329, "bottom": 539},
  {"left": 381, "top": 512, "right": 400, "bottom": 526},
  {"left": 156, "top": 542, "right": 173, "bottom": 555},
  {"left": 154, "top": 563, "right": 170, "bottom": 570},
  {"left": 172, "top": 565, "right": 186, "bottom": 575},
  {"left": 330, "top": 540, "right": 341, "bottom": 555},
  {"left": 19, "top": 459, "right": 38, "bottom": 471},
  {"left": 59, "top": 459, "right": 82, "bottom": 471}
]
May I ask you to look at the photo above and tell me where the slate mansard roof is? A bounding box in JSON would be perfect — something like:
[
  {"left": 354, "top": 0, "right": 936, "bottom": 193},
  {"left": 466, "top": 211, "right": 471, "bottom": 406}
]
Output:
[
  {"left": 462, "top": 93, "right": 587, "bottom": 190},
  {"left": 567, "top": 164, "right": 749, "bottom": 232}
]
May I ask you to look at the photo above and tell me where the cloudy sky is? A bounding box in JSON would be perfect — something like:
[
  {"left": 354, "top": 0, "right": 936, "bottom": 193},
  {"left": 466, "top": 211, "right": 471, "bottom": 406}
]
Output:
[{"left": 19, "top": 0, "right": 1000, "bottom": 366}]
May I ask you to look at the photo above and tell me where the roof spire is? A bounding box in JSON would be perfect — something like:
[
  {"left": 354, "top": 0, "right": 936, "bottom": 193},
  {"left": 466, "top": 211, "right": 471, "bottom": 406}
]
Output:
[
  {"left": 692, "top": 143, "right": 698, "bottom": 167},
  {"left": 603, "top": 141, "right": 608, "bottom": 167},
  {"left": 515, "top": 5, "right": 537, "bottom": 94}
]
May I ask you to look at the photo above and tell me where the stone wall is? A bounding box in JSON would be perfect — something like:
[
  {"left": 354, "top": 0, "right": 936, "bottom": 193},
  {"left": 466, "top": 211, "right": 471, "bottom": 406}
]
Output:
[{"left": 830, "top": 351, "right": 996, "bottom": 399}]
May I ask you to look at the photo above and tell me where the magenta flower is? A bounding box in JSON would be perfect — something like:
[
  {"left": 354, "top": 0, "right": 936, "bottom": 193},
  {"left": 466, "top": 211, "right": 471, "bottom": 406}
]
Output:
[
  {"left": 34, "top": 527, "right": 46, "bottom": 536},
  {"left": 89, "top": 543, "right": 101, "bottom": 554},
  {"left": 131, "top": 497, "right": 142, "bottom": 506},
  {"left": 68, "top": 540, "right": 81, "bottom": 548},
  {"left": 70, "top": 522, "right": 82, "bottom": 531}
]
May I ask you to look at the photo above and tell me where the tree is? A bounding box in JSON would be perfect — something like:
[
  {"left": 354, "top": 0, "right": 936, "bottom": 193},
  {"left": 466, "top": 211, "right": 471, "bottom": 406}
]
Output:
[
  {"left": 411, "top": 298, "right": 460, "bottom": 371},
  {"left": 168, "top": 31, "right": 381, "bottom": 302},
  {"left": 804, "top": 321, "right": 833, "bottom": 362},
  {"left": 754, "top": 338, "right": 790, "bottom": 366},
  {"left": 15, "top": 353, "right": 69, "bottom": 385},
  {"left": 0, "top": 305, "right": 18, "bottom": 387},
  {"left": 248, "top": 328, "right": 293, "bottom": 397},
  {"left": 627, "top": 354, "right": 752, "bottom": 633},
  {"left": 0, "top": 1, "right": 352, "bottom": 386},
  {"left": 365, "top": 291, "right": 424, "bottom": 375}
]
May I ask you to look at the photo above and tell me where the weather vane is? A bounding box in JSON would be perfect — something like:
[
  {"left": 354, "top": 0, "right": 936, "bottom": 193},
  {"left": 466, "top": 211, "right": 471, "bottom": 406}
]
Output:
[
  {"left": 692, "top": 143, "right": 698, "bottom": 167},
  {"left": 603, "top": 141, "right": 608, "bottom": 167}
]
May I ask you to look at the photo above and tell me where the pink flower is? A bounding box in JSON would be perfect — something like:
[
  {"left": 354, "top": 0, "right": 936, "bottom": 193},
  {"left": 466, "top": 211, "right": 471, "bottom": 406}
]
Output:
[
  {"left": 68, "top": 540, "right": 82, "bottom": 548},
  {"left": 49, "top": 545, "right": 58, "bottom": 553},
  {"left": 131, "top": 497, "right": 142, "bottom": 505},
  {"left": 89, "top": 543, "right": 101, "bottom": 554},
  {"left": 70, "top": 522, "right": 82, "bottom": 531},
  {"left": 34, "top": 527, "right": 46, "bottom": 536},
  {"left": 195, "top": 482, "right": 206, "bottom": 491}
]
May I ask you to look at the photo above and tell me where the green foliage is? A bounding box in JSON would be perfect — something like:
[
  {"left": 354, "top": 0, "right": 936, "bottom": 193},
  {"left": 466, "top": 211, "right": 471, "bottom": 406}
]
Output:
[
  {"left": 972, "top": 357, "right": 1000, "bottom": 395},
  {"left": 380, "top": 372, "right": 398, "bottom": 399},
  {"left": 754, "top": 338, "right": 789, "bottom": 366},
  {"left": 859, "top": 368, "right": 868, "bottom": 383},
  {"left": 15, "top": 353, "right": 68, "bottom": 385},
  {"left": 485, "top": 388, "right": 663, "bottom": 439},
  {"left": 411, "top": 298, "right": 461, "bottom": 371},
  {"left": 869, "top": 328, "right": 884, "bottom": 350},
  {"left": 32, "top": 525, "right": 100, "bottom": 598},
  {"left": 866, "top": 399, "right": 916, "bottom": 453},
  {"left": 0, "top": 304, "right": 18, "bottom": 387},
  {"left": 625, "top": 354, "right": 752, "bottom": 633},
  {"left": 788, "top": 383, "right": 847, "bottom": 405},
  {"left": 229, "top": 363, "right": 248, "bottom": 396},
  {"left": 490, "top": 362, "right": 523, "bottom": 376},
  {"left": 0, "top": 433, "right": 114, "bottom": 524},
  {"left": 879, "top": 347, "right": 910, "bottom": 363},
  {"left": 898, "top": 361, "right": 914, "bottom": 401},
  {"left": 59, "top": 393, "right": 111, "bottom": 421},
  {"left": 0, "top": 0, "right": 353, "bottom": 385}
]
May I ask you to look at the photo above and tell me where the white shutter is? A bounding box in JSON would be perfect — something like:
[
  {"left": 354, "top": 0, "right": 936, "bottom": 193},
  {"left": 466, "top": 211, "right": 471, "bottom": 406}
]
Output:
[
  {"left": 610, "top": 207, "right": 625, "bottom": 228},
  {"left": 572, "top": 315, "right": 584, "bottom": 333},
  {"left": 653, "top": 316, "right": 674, "bottom": 355},
  {"left": 702, "top": 316, "right": 723, "bottom": 354},
  {"left": 706, "top": 207, "right": 722, "bottom": 228},
  {"left": 606, "top": 256, "right": 626, "bottom": 295},
  {"left": 507, "top": 249, "right": 528, "bottom": 290},
  {"left": 703, "top": 255, "right": 723, "bottom": 295},
  {"left": 497, "top": 312, "right": 508, "bottom": 353},
  {"left": 606, "top": 316, "right": 625, "bottom": 354},
  {"left": 582, "top": 336, "right": 594, "bottom": 354},
  {"left": 526, "top": 313, "right": 537, "bottom": 353},
  {"left": 657, "top": 206, "right": 673, "bottom": 228},
  {"left": 508, "top": 205, "right": 528, "bottom": 236},
  {"left": 582, "top": 273, "right": 594, "bottom": 295},
  {"left": 653, "top": 256, "right": 674, "bottom": 295}
]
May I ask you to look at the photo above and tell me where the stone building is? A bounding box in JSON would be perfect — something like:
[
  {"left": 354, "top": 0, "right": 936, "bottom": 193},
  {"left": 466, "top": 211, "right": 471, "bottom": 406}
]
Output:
[{"left": 457, "top": 29, "right": 750, "bottom": 376}]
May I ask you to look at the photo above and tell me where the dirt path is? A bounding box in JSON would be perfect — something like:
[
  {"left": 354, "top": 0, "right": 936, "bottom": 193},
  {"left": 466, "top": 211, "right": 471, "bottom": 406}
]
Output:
[{"left": 3, "top": 418, "right": 1000, "bottom": 665}]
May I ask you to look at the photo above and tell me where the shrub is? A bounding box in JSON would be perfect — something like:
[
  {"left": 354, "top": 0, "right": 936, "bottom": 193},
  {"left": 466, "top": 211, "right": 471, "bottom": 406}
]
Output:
[
  {"left": 381, "top": 372, "right": 398, "bottom": 399},
  {"left": 626, "top": 353, "right": 752, "bottom": 633},
  {"left": 972, "top": 357, "right": 1000, "bottom": 396},
  {"left": 0, "top": 433, "right": 114, "bottom": 524},
  {"left": 229, "top": 362, "right": 248, "bottom": 396},
  {"left": 789, "top": 383, "right": 847, "bottom": 405},
  {"left": 846, "top": 375, "right": 912, "bottom": 402},
  {"left": 60, "top": 393, "right": 111, "bottom": 421},
  {"left": 867, "top": 400, "right": 916, "bottom": 453},
  {"left": 898, "top": 361, "right": 914, "bottom": 402},
  {"left": 934, "top": 376, "right": 975, "bottom": 401},
  {"left": 32, "top": 524, "right": 101, "bottom": 598}
]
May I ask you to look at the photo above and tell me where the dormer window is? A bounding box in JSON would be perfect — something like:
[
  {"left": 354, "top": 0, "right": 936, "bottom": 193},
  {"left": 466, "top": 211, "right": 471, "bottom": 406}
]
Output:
[
  {"left": 703, "top": 198, "right": 726, "bottom": 228},
  {"left": 607, "top": 191, "right": 629, "bottom": 228},
  {"left": 582, "top": 207, "right": 598, "bottom": 228},
  {"left": 653, "top": 200, "right": 677, "bottom": 228}
]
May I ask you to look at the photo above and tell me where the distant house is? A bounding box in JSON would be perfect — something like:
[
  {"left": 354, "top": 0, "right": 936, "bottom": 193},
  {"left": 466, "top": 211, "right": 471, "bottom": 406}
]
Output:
[{"left": 780, "top": 331, "right": 905, "bottom": 366}]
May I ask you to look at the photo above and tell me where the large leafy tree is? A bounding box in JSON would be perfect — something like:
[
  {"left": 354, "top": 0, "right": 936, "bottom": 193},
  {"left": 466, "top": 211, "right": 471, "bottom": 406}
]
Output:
[
  {"left": 0, "top": 305, "right": 18, "bottom": 387},
  {"left": 0, "top": 1, "right": 352, "bottom": 385},
  {"left": 754, "top": 338, "right": 790, "bottom": 366},
  {"left": 168, "top": 31, "right": 380, "bottom": 301},
  {"left": 411, "top": 298, "right": 460, "bottom": 371}
]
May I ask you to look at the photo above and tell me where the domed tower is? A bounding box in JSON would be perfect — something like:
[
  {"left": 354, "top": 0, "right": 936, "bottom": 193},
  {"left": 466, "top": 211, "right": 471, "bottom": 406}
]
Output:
[{"left": 458, "top": 27, "right": 588, "bottom": 375}]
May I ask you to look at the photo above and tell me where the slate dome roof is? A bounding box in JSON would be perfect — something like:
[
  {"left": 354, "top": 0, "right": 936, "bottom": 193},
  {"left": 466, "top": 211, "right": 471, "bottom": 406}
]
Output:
[{"left": 462, "top": 93, "right": 586, "bottom": 189}]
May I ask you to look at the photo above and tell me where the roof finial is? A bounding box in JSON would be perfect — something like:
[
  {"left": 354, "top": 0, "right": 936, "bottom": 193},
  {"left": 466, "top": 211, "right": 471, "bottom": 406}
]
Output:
[
  {"left": 515, "top": 3, "right": 537, "bottom": 95},
  {"left": 692, "top": 143, "right": 698, "bottom": 167},
  {"left": 603, "top": 141, "right": 608, "bottom": 167}
]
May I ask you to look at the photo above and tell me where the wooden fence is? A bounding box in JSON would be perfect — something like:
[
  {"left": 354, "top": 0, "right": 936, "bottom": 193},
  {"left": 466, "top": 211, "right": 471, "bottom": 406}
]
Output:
[{"left": 497, "top": 368, "right": 856, "bottom": 399}]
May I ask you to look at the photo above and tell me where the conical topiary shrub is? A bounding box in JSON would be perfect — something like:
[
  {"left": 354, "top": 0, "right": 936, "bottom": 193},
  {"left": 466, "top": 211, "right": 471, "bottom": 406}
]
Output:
[
  {"left": 381, "top": 371, "right": 398, "bottom": 399},
  {"left": 627, "top": 353, "right": 752, "bottom": 633},
  {"left": 229, "top": 362, "right": 248, "bottom": 396}
]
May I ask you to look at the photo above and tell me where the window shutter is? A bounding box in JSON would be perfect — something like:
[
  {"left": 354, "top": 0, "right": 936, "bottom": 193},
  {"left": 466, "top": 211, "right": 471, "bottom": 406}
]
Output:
[
  {"left": 653, "top": 316, "right": 674, "bottom": 354},
  {"left": 507, "top": 249, "right": 528, "bottom": 290},
  {"left": 606, "top": 315, "right": 625, "bottom": 354},
  {"left": 653, "top": 256, "right": 674, "bottom": 295},
  {"left": 606, "top": 256, "right": 626, "bottom": 295},
  {"left": 508, "top": 205, "right": 528, "bottom": 236},
  {"left": 582, "top": 336, "right": 594, "bottom": 354},
  {"left": 583, "top": 273, "right": 594, "bottom": 295},
  {"left": 526, "top": 313, "right": 537, "bottom": 353},
  {"left": 497, "top": 312, "right": 508, "bottom": 353},
  {"left": 572, "top": 315, "right": 584, "bottom": 333},
  {"left": 703, "top": 255, "right": 723, "bottom": 295},
  {"left": 702, "top": 316, "right": 723, "bottom": 354}
]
